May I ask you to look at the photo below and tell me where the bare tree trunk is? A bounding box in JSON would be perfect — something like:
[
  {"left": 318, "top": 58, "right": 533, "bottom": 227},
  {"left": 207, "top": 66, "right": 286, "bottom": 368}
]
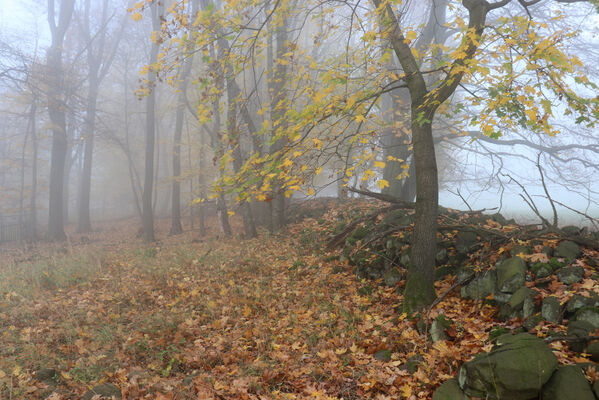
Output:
[
  {"left": 198, "top": 130, "right": 207, "bottom": 236},
  {"left": 170, "top": 1, "right": 197, "bottom": 235},
  {"left": 46, "top": 0, "right": 75, "bottom": 241},
  {"left": 78, "top": 0, "right": 127, "bottom": 232},
  {"left": 269, "top": 8, "right": 288, "bottom": 230},
  {"left": 30, "top": 103, "right": 38, "bottom": 240},
  {"left": 19, "top": 123, "right": 30, "bottom": 242},
  {"left": 78, "top": 80, "right": 98, "bottom": 232},
  {"left": 142, "top": 2, "right": 162, "bottom": 242}
]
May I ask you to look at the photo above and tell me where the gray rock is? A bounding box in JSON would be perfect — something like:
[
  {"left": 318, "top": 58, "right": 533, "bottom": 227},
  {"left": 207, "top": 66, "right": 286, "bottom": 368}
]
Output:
[
  {"left": 557, "top": 266, "right": 584, "bottom": 284},
  {"left": 509, "top": 287, "right": 536, "bottom": 310},
  {"left": 523, "top": 315, "right": 543, "bottom": 332},
  {"left": 561, "top": 225, "right": 584, "bottom": 237},
  {"left": 567, "top": 320, "right": 595, "bottom": 353},
  {"left": 456, "top": 231, "right": 478, "bottom": 254},
  {"left": 489, "top": 326, "right": 511, "bottom": 341},
  {"left": 510, "top": 245, "right": 531, "bottom": 258},
  {"left": 436, "top": 248, "right": 448, "bottom": 265},
  {"left": 493, "top": 291, "right": 511, "bottom": 304},
  {"left": 541, "top": 365, "right": 595, "bottom": 400},
  {"left": 530, "top": 262, "right": 552, "bottom": 279},
  {"left": 541, "top": 246, "right": 554, "bottom": 257},
  {"left": 496, "top": 257, "right": 527, "bottom": 293},
  {"left": 498, "top": 303, "right": 522, "bottom": 321},
  {"left": 82, "top": 383, "right": 122, "bottom": 400},
  {"left": 523, "top": 296, "right": 537, "bottom": 319},
  {"left": 399, "top": 252, "right": 410, "bottom": 267},
  {"left": 433, "top": 378, "right": 470, "bottom": 400},
  {"left": 458, "top": 333, "right": 557, "bottom": 399},
  {"left": 383, "top": 268, "right": 403, "bottom": 286},
  {"left": 457, "top": 267, "right": 475, "bottom": 284},
  {"left": 555, "top": 240, "right": 581, "bottom": 261},
  {"left": 586, "top": 341, "right": 599, "bottom": 362},
  {"left": 541, "top": 296, "right": 562, "bottom": 324},
  {"left": 574, "top": 307, "right": 599, "bottom": 329},
  {"left": 461, "top": 270, "right": 497, "bottom": 300},
  {"left": 566, "top": 294, "right": 592, "bottom": 314},
  {"left": 431, "top": 315, "right": 452, "bottom": 343},
  {"left": 434, "top": 265, "right": 455, "bottom": 281}
]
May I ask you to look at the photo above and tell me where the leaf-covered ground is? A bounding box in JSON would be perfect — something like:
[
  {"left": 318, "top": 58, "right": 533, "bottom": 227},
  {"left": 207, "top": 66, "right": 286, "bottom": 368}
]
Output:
[{"left": 0, "top": 204, "right": 596, "bottom": 399}]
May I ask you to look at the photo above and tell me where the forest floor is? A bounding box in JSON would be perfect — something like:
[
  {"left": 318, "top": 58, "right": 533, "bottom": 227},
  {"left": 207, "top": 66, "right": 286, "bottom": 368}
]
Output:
[{"left": 0, "top": 202, "right": 596, "bottom": 399}]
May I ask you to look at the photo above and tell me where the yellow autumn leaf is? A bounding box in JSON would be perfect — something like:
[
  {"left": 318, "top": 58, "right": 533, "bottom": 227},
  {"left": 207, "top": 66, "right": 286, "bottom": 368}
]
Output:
[
  {"left": 374, "top": 161, "right": 386, "bottom": 168},
  {"left": 243, "top": 305, "right": 252, "bottom": 318},
  {"left": 377, "top": 179, "right": 390, "bottom": 189},
  {"left": 131, "top": 12, "right": 143, "bottom": 22}
]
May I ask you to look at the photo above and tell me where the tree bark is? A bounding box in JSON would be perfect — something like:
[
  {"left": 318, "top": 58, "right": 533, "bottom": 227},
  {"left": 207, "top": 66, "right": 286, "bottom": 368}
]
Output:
[
  {"left": 142, "top": 2, "right": 163, "bottom": 242},
  {"left": 371, "top": 0, "right": 488, "bottom": 312},
  {"left": 46, "top": 0, "right": 75, "bottom": 241},
  {"left": 170, "top": 0, "right": 198, "bottom": 235}
]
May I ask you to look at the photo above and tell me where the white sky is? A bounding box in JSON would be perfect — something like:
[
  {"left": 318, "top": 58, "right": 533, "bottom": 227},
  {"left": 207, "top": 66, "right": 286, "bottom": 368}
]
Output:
[{"left": 0, "top": 0, "right": 50, "bottom": 50}]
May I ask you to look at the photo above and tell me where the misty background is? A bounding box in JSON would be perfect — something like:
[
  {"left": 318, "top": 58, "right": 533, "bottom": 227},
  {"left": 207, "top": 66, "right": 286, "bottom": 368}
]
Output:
[{"left": 0, "top": 0, "right": 597, "bottom": 244}]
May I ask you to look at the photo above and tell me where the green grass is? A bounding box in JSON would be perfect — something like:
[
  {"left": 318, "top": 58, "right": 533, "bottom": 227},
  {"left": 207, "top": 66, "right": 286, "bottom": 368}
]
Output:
[{"left": 0, "top": 247, "right": 106, "bottom": 299}]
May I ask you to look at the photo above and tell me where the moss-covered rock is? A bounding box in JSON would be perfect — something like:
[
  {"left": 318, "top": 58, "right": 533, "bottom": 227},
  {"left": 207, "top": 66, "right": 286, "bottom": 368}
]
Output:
[
  {"left": 508, "top": 287, "right": 536, "bottom": 310},
  {"left": 567, "top": 320, "right": 595, "bottom": 353},
  {"left": 382, "top": 268, "right": 403, "bottom": 287},
  {"left": 434, "top": 265, "right": 455, "bottom": 281},
  {"left": 523, "top": 315, "right": 543, "bottom": 332},
  {"left": 433, "top": 378, "right": 470, "bottom": 400},
  {"left": 456, "top": 231, "right": 478, "bottom": 254},
  {"left": 566, "top": 294, "right": 592, "bottom": 315},
  {"left": 557, "top": 266, "right": 584, "bottom": 285},
  {"left": 530, "top": 262, "right": 552, "bottom": 279},
  {"left": 541, "top": 296, "right": 562, "bottom": 324},
  {"left": 510, "top": 245, "right": 531, "bottom": 258},
  {"left": 431, "top": 314, "right": 452, "bottom": 343},
  {"left": 574, "top": 307, "right": 599, "bottom": 329},
  {"left": 496, "top": 257, "right": 527, "bottom": 293},
  {"left": 541, "top": 365, "right": 595, "bottom": 400},
  {"left": 461, "top": 270, "right": 496, "bottom": 300},
  {"left": 586, "top": 341, "right": 599, "bottom": 362},
  {"left": 555, "top": 240, "right": 581, "bottom": 261},
  {"left": 458, "top": 333, "right": 557, "bottom": 399}
]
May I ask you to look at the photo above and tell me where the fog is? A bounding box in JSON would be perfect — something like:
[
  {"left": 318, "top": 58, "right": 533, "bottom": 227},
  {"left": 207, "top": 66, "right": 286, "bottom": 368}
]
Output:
[{"left": 0, "top": 0, "right": 598, "bottom": 244}]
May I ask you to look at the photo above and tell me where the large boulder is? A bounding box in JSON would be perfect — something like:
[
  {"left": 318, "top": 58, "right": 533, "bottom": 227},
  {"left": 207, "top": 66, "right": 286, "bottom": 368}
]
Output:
[
  {"left": 554, "top": 240, "right": 581, "bottom": 261},
  {"left": 557, "top": 266, "right": 584, "bottom": 285},
  {"left": 496, "top": 258, "right": 527, "bottom": 293},
  {"left": 567, "top": 320, "right": 595, "bottom": 353},
  {"left": 458, "top": 333, "right": 557, "bottom": 399},
  {"left": 574, "top": 307, "right": 599, "bottom": 329},
  {"left": 461, "top": 270, "right": 497, "bottom": 300},
  {"left": 541, "top": 365, "right": 595, "bottom": 400},
  {"left": 382, "top": 268, "right": 403, "bottom": 286},
  {"left": 566, "top": 294, "right": 593, "bottom": 314},
  {"left": 433, "top": 378, "right": 470, "bottom": 400},
  {"left": 541, "top": 296, "right": 561, "bottom": 324},
  {"left": 586, "top": 341, "right": 599, "bottom": 362},
  {"left": 510, "top": 245, "right": 531, "bottom": 258},
  {"left": 456, "top": 230, "right": 478, "bottom": 255},
  {"left": 430, "top": 315, "right": 452, "bottom": 343},
  {"left": 530, "top": 262, "right": 552, "bottom": 279},
  {"left": 509, "top": 287, "right": 536, "bottom": 310}
]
